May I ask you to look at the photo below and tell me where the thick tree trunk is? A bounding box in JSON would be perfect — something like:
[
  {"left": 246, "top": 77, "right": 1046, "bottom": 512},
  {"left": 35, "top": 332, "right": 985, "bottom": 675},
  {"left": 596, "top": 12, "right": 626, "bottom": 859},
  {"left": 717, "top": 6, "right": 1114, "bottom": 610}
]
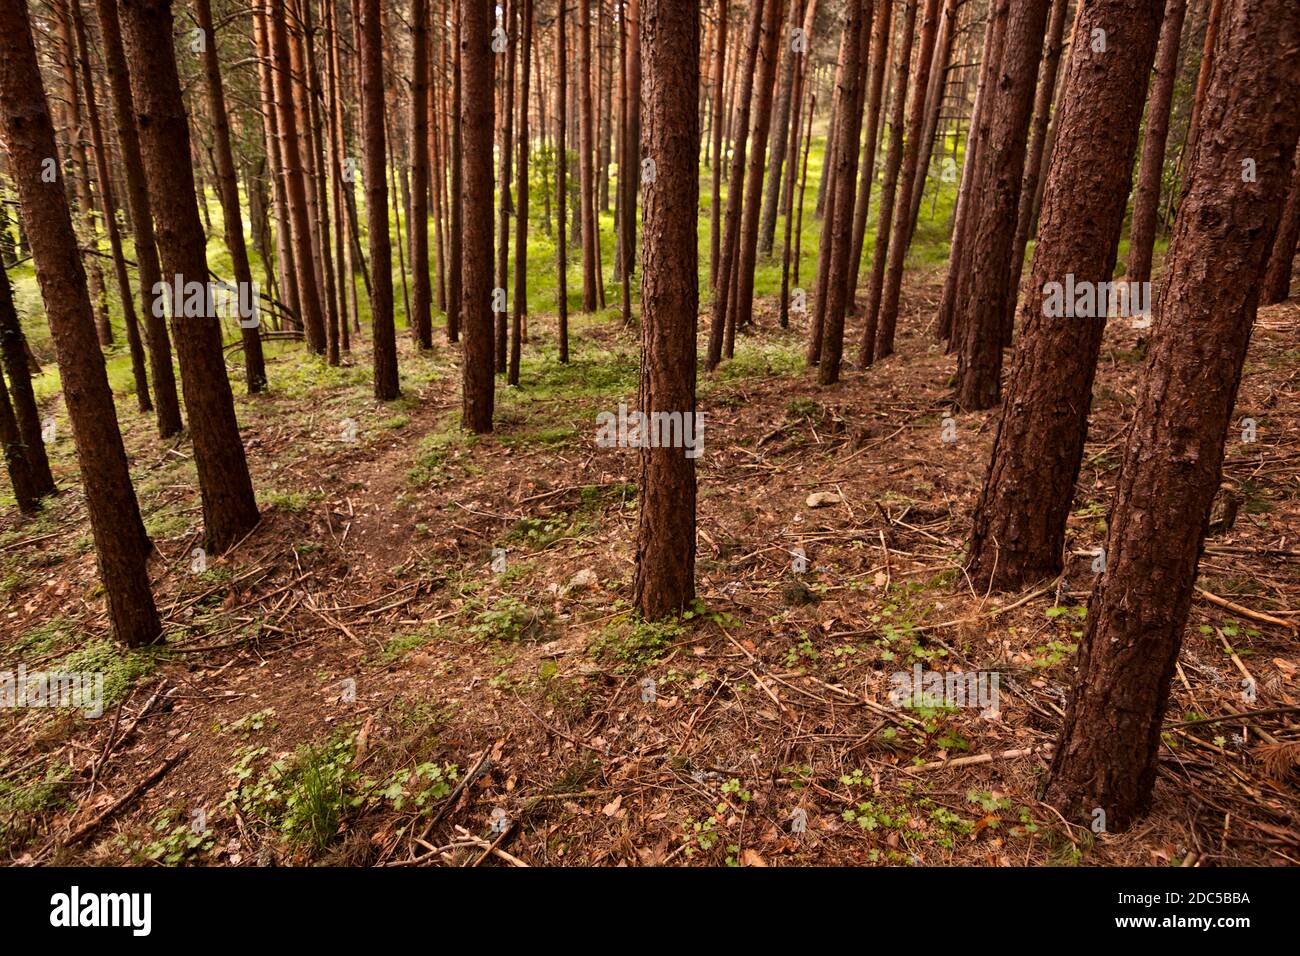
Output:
[
  {"left": 120, "top": 0, "right": 261, "bottom": 554},
  {"left": 952, "top": 0, "right": 1052, "bottom": 409},
  {"left": 634, "top": 0, "right": 698, "bottom": 619},
  {"left": 1126, "top": 0, "right": 1188, "bottom": 286},
  {"left": 1045, "top": 0, "right": 1300, "bottom": 829},
  {"left": 0, "top": 0, "right": 160, "bottom": 645},
  {"left": 965, "top": 0, "right": 1165, "bottom": 591},
  {"left": 195, "top": 0, "right": 268, "bottom": 393},
  {"left": 360, "top": 0, "right": 400, "bottom": 399},
  {"left": 461, "top": 0, "right": 495, "bottom": 431}
]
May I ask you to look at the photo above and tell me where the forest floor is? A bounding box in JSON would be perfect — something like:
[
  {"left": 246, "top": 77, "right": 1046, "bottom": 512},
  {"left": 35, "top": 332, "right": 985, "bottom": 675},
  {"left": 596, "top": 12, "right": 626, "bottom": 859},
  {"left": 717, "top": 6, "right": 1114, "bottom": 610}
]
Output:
[{"left": 3, "top": 269, "right": 1300, "bottom": 867}]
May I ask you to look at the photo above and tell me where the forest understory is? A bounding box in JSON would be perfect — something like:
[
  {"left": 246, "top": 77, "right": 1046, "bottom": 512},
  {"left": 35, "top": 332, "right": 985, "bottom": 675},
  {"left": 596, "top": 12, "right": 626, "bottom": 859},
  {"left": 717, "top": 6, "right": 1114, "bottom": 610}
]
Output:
[{"left": 5, "top": 273, "right": 1299, "bottom": 867}]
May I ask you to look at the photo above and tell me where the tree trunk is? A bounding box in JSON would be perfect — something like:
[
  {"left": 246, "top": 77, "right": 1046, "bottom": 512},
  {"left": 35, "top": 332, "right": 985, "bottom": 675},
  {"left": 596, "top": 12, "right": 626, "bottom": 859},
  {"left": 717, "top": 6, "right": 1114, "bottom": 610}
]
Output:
[
  {"left": 448, "top": 0, "right": 464, "bottom": 342},
  {"left": 0, "top": 264, "right": 55, "bottom": 499},
  {"left": 270, "top": 0, "right": 328, "bottom": 353},
  {"left": 461, "top": 0, "right": 496, "bottom": 431},
  {"left": 633, "top": 0, "right": 698, "bottom": 619},
  {"left": 497, "top": 0, "right": 516, "bottom": 369},
  {"left": 952, "top": 0, "right": 1052, "bottom": 409},
  {"left": 847, "top": 0, "right": 892, "bottom": 313},
  {"left": 1005, "top": 0, "right": 1070, "bottom": 328},
  {"left": 72, "top": 0, "right": 151, "bottom": 411},
  {"left": 119, "top": 0, "right": 261, "bottom": 554},
  {"left": 556, "top": 0, "right": 569, "bottom": 360},
  {"left": 757, "top": 0, "right": 805, "bottom": 256},
  {"left": 578, "top": 0, "right": 601, "bottom": 311},
  {"left": 874, "top": 0, "right": 946, "bottom": 362},
  {"left": 411, "top": 0, "right": 433, "bottom": 349},
  {"left": 1261, "top": 148, "right": 1300, "bottom": 303},
  {"left": 707, "top": 0, "right": 766, "bottom": 369},
  {"left": 1126, "top": 0, "right": 1188, "bottom": 286},
  {"left": 0, "top": 0, "right": 160, "bottom": 645},
  {"left": 816, "top": 0, "right": 872, "bottom": 383},
  {"left": 965, "top": 0, "right": 1165, "bottom": 591},
  {"left": 510, "top": 0, "right": 532, "bottom": 385},
  {"left": 1045, "top": 0, "right": 1300, "bottom": 829},
  {"left": 858, "top": 0, "right": 920, "bottom": 366},
  {"left": 360, "top": 0, "right": 400, "bottom": 399},
  {"left": 708, "top": 0, "right": 728, "bottom": 286},
  {"left": 195, "top": 0, "right": 268, "bottom": 392},
  {"left": 728, "top": 0, "right": 785, "bottom": 341}
]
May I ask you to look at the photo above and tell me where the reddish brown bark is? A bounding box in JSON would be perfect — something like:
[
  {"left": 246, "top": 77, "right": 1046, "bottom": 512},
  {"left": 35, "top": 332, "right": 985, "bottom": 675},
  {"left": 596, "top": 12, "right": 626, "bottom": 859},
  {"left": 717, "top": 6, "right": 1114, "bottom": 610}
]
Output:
[
  {"left": 1045, "top": 0, "right": 1300, "bottom": 828},
  {"left": 119, "top": 0, "right": 261, "bottom": 554},
  {"left": 1126, "top": 0, "right": 1188, "bottom": 286},
  {"left": 510, "top": 0, "right": 531, "bottom": 385},
  {"left": 556, "top": 0, "right": 569, "bottom": 360},
  {"left": 0, "top": 0, "right": 160, "bottom": 645},
  {"left": 1261, "top": 150, "right": 1300, "bottom": 304},
  {"left": 0, "top": 266, "right": 54, "bottom": 498},
  {"left": 461, "top": 0, "right": 495, "bottom": 431},
  {"left": 965, "top": 0, "right": 1165, "bottom": 591},
  {"left": 952, "top": 0, "right": 1052, "bottom": 409},
  {"left": 634, "top": 0, "right": 699, "bottom": 619},
  {"left": 577, "top": 0, "right": 601, "bottom": 311},
  {"left": 708, "top": 0, "right": 728, "bottom": 287}
]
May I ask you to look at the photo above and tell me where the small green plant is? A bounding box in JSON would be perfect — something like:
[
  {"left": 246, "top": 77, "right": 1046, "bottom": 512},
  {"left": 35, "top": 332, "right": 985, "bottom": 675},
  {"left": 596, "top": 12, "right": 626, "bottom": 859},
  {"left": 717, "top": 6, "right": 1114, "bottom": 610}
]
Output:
[
  {"left": 136, "top": 808, "right": 216, "bottom": 865},
  {"left": 470, "top": 596, "right": 548, "bottom": 642}
]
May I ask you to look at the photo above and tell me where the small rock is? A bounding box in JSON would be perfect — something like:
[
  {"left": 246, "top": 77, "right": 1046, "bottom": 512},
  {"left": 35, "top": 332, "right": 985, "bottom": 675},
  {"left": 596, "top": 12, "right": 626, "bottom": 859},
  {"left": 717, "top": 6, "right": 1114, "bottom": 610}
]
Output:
[
  {"left": 805, "top": 491, "right": 842, "bottom": 508},
  {"left": 566, "top": 568, "right": 598, "bottom": 593}
]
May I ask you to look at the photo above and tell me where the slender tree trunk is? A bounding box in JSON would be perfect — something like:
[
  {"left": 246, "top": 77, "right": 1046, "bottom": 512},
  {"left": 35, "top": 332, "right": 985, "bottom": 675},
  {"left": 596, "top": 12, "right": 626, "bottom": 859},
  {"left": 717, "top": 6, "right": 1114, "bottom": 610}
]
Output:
[
  {"left": 1181, "top": 0, "right": 1223, "bottom": 175},
  {"left": 728, "top": 0, "right": 785, "bottom": 341},
  {"left": 935, "top": 0, "right": 1008, "bottom": 343},
  {"left": 556, "top": 0, "right": 570, "bottom": 360},
  {"left": 497, "top": 0, "right": 516, "bottom": 368},
  {"left": 270, "top": 0, "right": 328, "bottom": 353},
  {"left": 965, "top": 0, "right": 1165, "bottom": 591},
  {"left": 708, "top": 0, "right": 728, "bottom": 286},
  {"left": 848, "top": 0, "right": 892, "bottom": 312},
  {"left": 857, "top": 0, "right": 919, "bottom": 366},
  {"left": 1126, "top": 0, "right": 1188, "bottom": 286},
  {"left": 633, "top": 0, "right": 698, "bottom": 619},
  {"left": 461, "top": 0, "right": 495, "bottom": 430},
  {"left": 778, "top": 19, "right": 807, "bottom": 327},
  {"left": 952, "top": 0, "right": 1052, "bottom": 409},
  {"left": 510, "top": 0, "right": 531, "bottom": 385},
  {"left": 72, "top": 0, "right": 150, "bottom": 411},
  {"left": 1005, "top": 0, "right": 1070, "bottom": 327},
  {"left": 410, "top": 0, "right": 433, "bottom": 349},
  {"left": 706, "top": 0, "right": 765, "bottom": 369},
  {"left": 1261, "top": 147, "right": 1300, "bottom": 304},
  {"left": 621, "top": 0, "right": 642, "bottom": 282},
  {"left": 816, "top": 0, "right": 871, "bottom": 384},
  {"left": 195, "top": 0, "right": 268, "bottom": 392},
  {"left": 360, "top": 0, "right": 400, "bottom": 399},
  {"left": 578, "top": 0, "right": 601, "bottom": 311},
  {"left": 757, "top": 0, "right": 804, "bottom": 256},
  {"left": 120, "top": 0, "right": 261, "bottom": 554},
  {"left": 1045, "top": 0, "right": 1300, "bottom": 829},
  {"left": 0, "top": 265, "right": 55, "bottom": 498},
  {"left": 448, "top": 0, "right": 464, "bottom": 342},
  {"left": 0, "top": 0, "right": 159, "bottom": 644},
  {"left": 874, "top": 0, "right": 945, "bottom": 362}
]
